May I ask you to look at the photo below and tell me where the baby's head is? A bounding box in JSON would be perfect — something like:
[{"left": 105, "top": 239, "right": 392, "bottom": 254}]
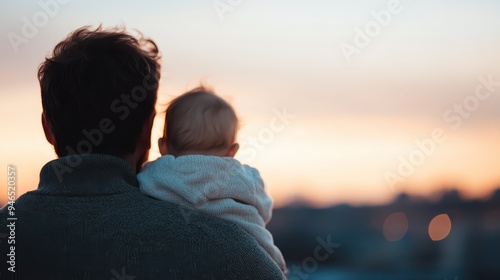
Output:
[{"left": 159, "top": 87, "right": 239, "bottom": 157}]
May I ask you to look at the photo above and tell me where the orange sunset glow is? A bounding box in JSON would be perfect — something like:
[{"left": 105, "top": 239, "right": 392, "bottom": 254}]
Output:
[{"left": 1, "top": 0, "right": 500, "bottom": 208}]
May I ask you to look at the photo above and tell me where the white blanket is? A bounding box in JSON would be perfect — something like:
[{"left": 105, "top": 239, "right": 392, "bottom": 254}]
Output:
[{"left": 138, "top": 155, "right": 286, "bottom": 272}]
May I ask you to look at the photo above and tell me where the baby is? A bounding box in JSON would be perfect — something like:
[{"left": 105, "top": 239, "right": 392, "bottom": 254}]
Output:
[{"left": 137, "top": 87, "right": 286, "bottom": 273}]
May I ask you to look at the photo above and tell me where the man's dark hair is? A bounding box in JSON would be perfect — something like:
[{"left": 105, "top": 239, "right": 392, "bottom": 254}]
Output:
[{"left": 38, "top": 25, "right": 161, "bottom": 157}]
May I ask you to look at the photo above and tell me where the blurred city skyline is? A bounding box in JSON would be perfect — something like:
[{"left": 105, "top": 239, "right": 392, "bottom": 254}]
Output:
[{"left": 1, "top": 0, "right": 500, "bottom": 207}]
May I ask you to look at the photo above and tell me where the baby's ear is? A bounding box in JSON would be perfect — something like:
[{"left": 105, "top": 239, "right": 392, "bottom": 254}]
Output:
[
  {"left": 158, "top": 137, "right": 168, "bottom": 156},
  {"left": 226, "top": 143, "right": 239, "bottom": 158}
]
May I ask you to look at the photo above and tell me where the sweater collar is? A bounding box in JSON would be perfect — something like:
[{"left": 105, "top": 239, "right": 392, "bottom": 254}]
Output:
[{"left": 37, "top": 154, "right": 139, "bottom": 195}]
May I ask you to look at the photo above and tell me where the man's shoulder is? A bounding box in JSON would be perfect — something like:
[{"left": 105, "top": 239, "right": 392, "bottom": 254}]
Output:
[
  {"left": 1, "top": 190, "right": 258, "bottom": 257},
  {"left": 0, "top": 191, "right": 285, "bottom": 279},
  {"left": 134, "top": 194, "right": 253, "bottom": 241}
]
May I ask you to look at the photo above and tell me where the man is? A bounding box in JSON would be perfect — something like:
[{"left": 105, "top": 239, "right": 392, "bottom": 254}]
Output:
[{"left": 0, "top": 26, "right": 285, "bottom": 279}]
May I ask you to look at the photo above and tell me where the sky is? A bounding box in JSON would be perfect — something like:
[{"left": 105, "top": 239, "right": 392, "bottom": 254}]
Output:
[{"left": 1, "top": 0, "right": 500, "bottom": 207}]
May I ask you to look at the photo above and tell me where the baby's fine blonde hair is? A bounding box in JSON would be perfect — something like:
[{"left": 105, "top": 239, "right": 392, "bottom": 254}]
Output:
[{"left": 165, "top": 87, "right": 238, "bottom": 156}]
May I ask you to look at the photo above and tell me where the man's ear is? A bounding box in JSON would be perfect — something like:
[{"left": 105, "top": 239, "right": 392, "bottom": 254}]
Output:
[
  {"left": 133, "top": 111, "right": 156, "bottom": 170},
  {"left": 226, "top": 143, "right": 239, "bottom": 157},
  {"left": 158, "top": 137, "right": 168, "bottom": 156},
  {"left": 138, "top": 111, "right": 156, "bottom": 151},
  {"left": 41, "top": 112, "right": 55, "bottom": 146}
]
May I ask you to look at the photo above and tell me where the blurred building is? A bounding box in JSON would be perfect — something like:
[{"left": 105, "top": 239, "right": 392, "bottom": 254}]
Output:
[{"left": 268, "top": 188, "right": 500, "bottom": 279}]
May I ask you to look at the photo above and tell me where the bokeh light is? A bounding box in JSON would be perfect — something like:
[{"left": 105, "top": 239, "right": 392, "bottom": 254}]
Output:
[
  {"left": 428, "top": 214, "right": 452, "bottom": 241},
  {"left": 383, "top": 212, "right": 409, "bottom": 242}
]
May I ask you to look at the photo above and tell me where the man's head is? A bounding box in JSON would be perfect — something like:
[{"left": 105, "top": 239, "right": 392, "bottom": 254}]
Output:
[
  {"left": 160, "top": 87, "right": 239, "bottom": 157},
  {"left": 39, "top": 26, "right": 160, "bottom": 167}
]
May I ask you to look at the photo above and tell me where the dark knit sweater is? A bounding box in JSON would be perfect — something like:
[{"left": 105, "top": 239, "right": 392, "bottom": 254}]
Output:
[{"left": 0, "top": 154, "right": 285, "bottom": 280}]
